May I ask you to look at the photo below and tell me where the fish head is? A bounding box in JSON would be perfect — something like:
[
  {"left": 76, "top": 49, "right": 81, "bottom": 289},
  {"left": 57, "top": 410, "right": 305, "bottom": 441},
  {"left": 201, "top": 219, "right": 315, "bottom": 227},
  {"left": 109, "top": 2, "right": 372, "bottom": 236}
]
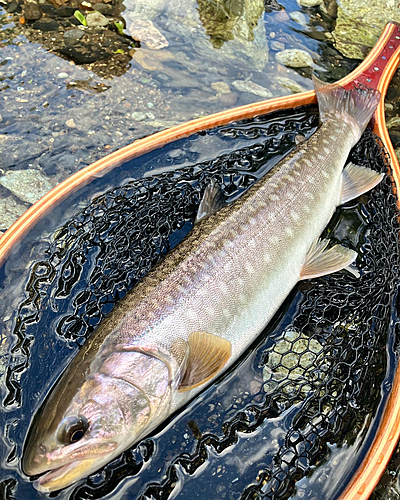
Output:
[{"left": 22, "top": 350, "right": 172, "bottom": 492}]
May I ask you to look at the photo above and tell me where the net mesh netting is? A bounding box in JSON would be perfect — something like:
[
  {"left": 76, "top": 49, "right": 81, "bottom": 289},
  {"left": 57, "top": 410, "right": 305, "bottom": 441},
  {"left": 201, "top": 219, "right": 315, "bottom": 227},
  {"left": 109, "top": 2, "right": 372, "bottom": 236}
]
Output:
[{"left": 1, "top": 108, "right": 399, "bottom": 500}]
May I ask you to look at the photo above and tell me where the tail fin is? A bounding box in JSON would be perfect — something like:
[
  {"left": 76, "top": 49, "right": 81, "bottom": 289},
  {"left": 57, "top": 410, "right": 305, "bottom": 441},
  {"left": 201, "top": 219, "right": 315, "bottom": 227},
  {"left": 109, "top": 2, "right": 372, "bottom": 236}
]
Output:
[{"left": 313, "top": 75, "right": 381, "bottom": 141}]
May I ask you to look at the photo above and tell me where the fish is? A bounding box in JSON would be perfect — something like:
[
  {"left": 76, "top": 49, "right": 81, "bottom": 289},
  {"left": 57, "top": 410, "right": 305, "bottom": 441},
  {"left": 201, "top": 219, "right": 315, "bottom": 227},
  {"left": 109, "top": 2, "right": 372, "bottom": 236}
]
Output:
[{"left": 22, "top": 78, "right": 383, "bottom": 492}]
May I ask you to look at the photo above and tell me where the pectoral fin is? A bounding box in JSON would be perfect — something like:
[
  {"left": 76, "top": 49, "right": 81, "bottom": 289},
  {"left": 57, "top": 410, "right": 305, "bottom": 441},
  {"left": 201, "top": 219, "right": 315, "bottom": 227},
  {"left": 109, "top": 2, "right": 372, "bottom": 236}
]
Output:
[
  {"left": 195, "top": 180, "right": 225, "bottom": 223},
  {"left": 177, "top": 331, "right": 231, "bottom": 392},
  {"left": 341, "top": 162, "right": 383, "bottom": 204},
  {"left": 300, "top": 239, "right": 357, "bottom": 280}
]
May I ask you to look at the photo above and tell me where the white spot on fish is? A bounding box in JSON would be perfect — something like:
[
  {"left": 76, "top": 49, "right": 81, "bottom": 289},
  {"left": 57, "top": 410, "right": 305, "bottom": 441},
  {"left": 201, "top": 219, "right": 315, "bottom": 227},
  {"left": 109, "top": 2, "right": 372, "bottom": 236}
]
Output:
[
  {"left": 285, "top": 227, "right": 294, "bottom": 236},
  {"left": 270, "top": 235, "right": 280, "bottom": 244},
  {"left": 269, "top": 194, "right": 279, "bottom": 201},
  {"left": 245, "top": 262, "right": 256, "bottom": 274},
  {"left": 290, "top": 210, "right": 300, "bottom": 221},
  {"left": 284, "top": 174, "right": 295, "bottom": 182},
  {"left": 238, "top": 293, "right": 246, "bottom": 303},
  {"left": 248, "top": 239, "right": 257, "bottom": 249},
  {"left": 222, "top": 308, "right": 231, "bottom": 318},
  {"left": 322, "top": 171, "right": 330, "bottom": 179},
  {"left": 263, "top": 253, "right": 271, "bottom": 263},
  {"left": 303, "top": 205, "right": 311, "bottom": 213},
  {"left": 293, "top": 171, "right": 301, "bottom": 177},
  {"left": 304, "top": 192, "right": 314, "bottom": 200},
  {"left": 307, "top": 175, "right": 315, "bottom": 183}
]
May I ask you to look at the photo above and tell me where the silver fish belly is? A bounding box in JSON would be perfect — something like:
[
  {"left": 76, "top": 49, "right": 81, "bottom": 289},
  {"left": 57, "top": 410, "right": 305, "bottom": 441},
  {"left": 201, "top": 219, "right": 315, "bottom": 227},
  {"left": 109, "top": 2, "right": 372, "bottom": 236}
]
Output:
[{"left": 22, "top": 79, "right": 383, "bottom": 492}]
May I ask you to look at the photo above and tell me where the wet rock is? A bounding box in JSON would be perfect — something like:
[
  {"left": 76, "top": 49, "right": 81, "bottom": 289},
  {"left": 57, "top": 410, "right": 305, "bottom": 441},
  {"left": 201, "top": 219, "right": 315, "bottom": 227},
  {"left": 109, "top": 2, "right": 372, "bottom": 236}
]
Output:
[
  {"left": 275, "top": 76, "right": 305, "bottom": 94},
  {"left": 63, "top": 28, "right": 84, "bottom": 46},
  {"left": 211, "top": 81, "right": 231, "bottom": 94},
  {"left": 133, "top": 48, "right": 175, "bottom": 71},
  {"left": 32, "top": 18, "right": 60, "bottom": 31},
  {"left": 0, "top": 196, "right": 28, "bottom": 231},
  {"left": 5, "top": 0, "right": 21, "bottom": 13},
  {"left": 86, "top": 11, "right": 109, "bottom": 27},
  {"left": 0, "top": 169, "right": 53, "bottom": 204},
  {"left": 232, "top": 80, "right": 272, "bottom": 98},
  {"left": 275, "top": 49, "right": 313, "bottom": 68},
  {"left": 60, "top": 41, "right": 110, "bottom": 64},
  {"left": 55, "top": 5, "right": 75, "bottom": 17},
  {"left": 130, "top": 111, "right": 147, "bottom": 121},
  {"left": 128, "top": 19, "right": 168, "bottom": 49},
  {"left": 23, "top": 2, "right": 42, "bottom": 21},
  {"left": 271, "top": 40, "right": 285, "bottom": 51},
  {"left": 92, "top": 2, "right": 113, "bottom": 14},
  {"left": 289, "top": 11, "right": 307, "bottom": 26},
  {"left": 297, "top": 0, "right": 323, "bottom": 6},
  {"left": 333, "top": 0, "right": 400, "bottom": 59},
  {"left": 219, "top": 92, "right": 238, "bottom": 106},
  {"left": 40, "top": 4, "right": 56, "bottom": 14},
  {"left": 48, "top": 0, "right": 69, "bottom": 8}
]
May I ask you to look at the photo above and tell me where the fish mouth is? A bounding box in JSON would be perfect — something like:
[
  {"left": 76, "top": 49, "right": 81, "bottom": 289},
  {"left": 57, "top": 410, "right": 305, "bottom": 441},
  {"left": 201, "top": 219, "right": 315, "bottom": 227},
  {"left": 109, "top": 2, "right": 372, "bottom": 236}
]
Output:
[{"left": 34, "top": 457, "right": 103, "bottom": 493}]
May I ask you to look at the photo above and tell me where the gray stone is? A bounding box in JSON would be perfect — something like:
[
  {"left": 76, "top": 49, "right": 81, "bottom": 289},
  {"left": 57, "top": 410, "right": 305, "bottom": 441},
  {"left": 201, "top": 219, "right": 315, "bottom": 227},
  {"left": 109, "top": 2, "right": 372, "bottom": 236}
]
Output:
[
  {"left": 289, "top": 11, "right": 307, "bottom": 26},
  {"left": 63, "top": 29, "right": 85, "bottom": 47},
  {"left": 275, "top": 49, "right": 314, "bottom": 68},
  {"left": 232, "top": 80, "right": 272, "bottom": 98},
  {"left": 130, "top": 111, "right": 147, "bottom": 121},
  {"left": 57, "top": 72, "right": 69, "bottom": 79},
  {"left": 0, "top": 196, "right": 28, "bottom": 231},
  {"left": 0, "top": 169, "right": 53, "bottom": 204},
  {"left": 24, "top": 2, "right": 42, "bottom": 20},
  {"left": 86, "top": 11, "right": 109, "bottom": 27},
  {"left": 92, "top": 2, "right": 112, "bottom": 14},
  {"left": 275, "top": 76, "right": 306, "bottom": 94}
]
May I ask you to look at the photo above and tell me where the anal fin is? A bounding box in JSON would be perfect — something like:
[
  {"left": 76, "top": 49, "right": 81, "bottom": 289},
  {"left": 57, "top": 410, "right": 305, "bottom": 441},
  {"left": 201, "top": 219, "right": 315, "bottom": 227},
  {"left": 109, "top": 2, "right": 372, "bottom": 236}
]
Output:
[
  {"left": 195, "top": 179, "right": 225, "bottom": 224},
  {"left": 341, "top": 162, "right": 383, "bottom": 204},
  {"left": 177, "top": 331, "right": 231, "bottom": 392},
  {"left": 300, "top": 239, "right": 357, "bottom": 280}
]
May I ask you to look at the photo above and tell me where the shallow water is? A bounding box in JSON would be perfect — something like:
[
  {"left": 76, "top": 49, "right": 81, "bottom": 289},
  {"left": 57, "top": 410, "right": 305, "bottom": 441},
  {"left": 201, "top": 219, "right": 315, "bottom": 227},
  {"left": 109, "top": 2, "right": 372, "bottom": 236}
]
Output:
[{"left": 0, "top": 106, "right": 399, "bottom": 499}]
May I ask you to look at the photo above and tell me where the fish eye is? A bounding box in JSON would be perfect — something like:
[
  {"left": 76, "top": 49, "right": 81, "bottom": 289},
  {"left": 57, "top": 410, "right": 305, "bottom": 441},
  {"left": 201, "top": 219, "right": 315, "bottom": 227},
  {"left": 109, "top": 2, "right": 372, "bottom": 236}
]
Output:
[{"left": 57, "top": 415, "right": 89, "bottom": 445}]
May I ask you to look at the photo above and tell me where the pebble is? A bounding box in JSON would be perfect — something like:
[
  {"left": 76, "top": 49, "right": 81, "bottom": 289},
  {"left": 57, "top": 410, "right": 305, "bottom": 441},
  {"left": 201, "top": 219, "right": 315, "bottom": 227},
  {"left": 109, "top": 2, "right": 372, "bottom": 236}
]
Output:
[
  {"left": 23, "top": 2, "right": 42, "bottom": 21},
  {"left": 57, "top": 72, "right": 69, "bottom": 79},
  {"left": 232, "top": 80, "right": 273, "bottom": 98},
  {"left": 63, "top": 29, "right": 85, "bottom": 46},
  {"left": 219, "top": 92, "right": 238, "bottom": 106},
  {"left": 5, "top": 0, "right": 20, "bottom": 13},
  {"left": 92, "top": 3, "right": 112, "bottom": 14},
  {"left": 0, "top": 169, "right": 53, "bottom": 205},
  {"left": 289, "top": 11, "right": 307, "bottom": 26},
  {"left": 275, "top": 49, "right": 314, "bottom": 68},
  {"left": 297, "top": 0, "right": 323, "bottom": 6},
  {"left": 86, "top": 11, "right": 109, "bottom": 27},
  {"left": 66, "top": 118, "right": 77, "bottom": 128},
  {"left": 130, "top": 111, "right": 147, "bottom": 121},
  {"left": 211, "top": 81, "right": 231, "bottom": 94},
  {"left": 271, "top": 41, "right": 285, "bottom": 51},
  {"left": 275, "top": 76, "right": 306, "bottom": 94}
]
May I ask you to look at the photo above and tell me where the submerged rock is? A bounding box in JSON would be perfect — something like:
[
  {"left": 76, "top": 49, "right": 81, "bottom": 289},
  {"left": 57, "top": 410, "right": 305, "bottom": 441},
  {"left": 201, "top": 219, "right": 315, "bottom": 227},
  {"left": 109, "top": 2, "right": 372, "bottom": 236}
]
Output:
[
  {"left": 275, "top": 75, "right": 306, "bottom": 94},
  {"left": 275, "top": 48, "right": 314, "bottom": 67},
  {"left": 232, "top": 80, "right": 272, "bottom": 98},
  {"left": 0, "top": 169, "right": 53, "bottom": 205},
  {"left": 0, "top": 196, "right": 28, "bottom": 231},
  {"left": 128, "top": 19, "right": 169, "bottom": 49},
  {"left": 333, "top": 0, "right": 400, "bottom": 59}
]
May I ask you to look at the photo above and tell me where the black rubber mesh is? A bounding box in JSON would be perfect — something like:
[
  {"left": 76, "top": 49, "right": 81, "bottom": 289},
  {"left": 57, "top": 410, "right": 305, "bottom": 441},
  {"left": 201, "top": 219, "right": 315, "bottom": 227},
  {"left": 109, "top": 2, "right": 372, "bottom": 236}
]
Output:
[{"left": 1, "top": 109, "right": 400, "bottom": 500}]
